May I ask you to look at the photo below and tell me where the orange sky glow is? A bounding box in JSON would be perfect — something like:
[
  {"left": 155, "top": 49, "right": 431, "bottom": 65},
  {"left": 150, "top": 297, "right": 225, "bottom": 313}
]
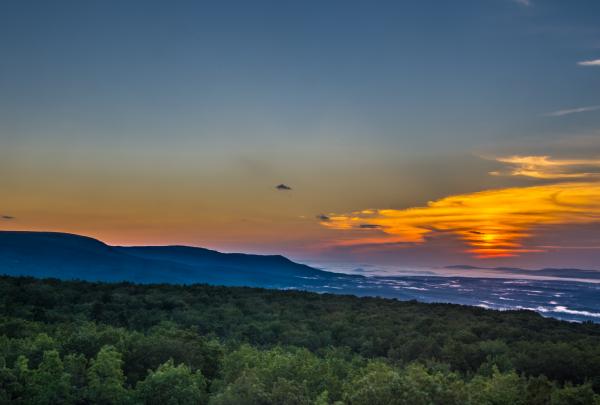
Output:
[{"left": 320, "top": 179, "right": 600, "bottom": 258}]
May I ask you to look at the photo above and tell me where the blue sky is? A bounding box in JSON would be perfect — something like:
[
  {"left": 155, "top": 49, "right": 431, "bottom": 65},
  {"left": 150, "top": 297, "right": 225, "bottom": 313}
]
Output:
[
  {"left": 3, "top": 0, "right": 600, "bottom": 149},
  {"left": 2, "top": 0, "right": 600, "bottom": 269}
]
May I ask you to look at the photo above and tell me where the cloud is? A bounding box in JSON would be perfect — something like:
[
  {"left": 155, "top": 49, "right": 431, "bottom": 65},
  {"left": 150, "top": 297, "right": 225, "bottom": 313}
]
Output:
[
  {"left": 359, "top": 224, "right": 382, "bottom": 229},
  {"left": 276, "top": 184, "right": 292, "bottom": 191},
  {"left": 1, "top": 215, "right": 14, "bottom": 220},
  {"left": 492, "top": 155, "right": 600, "bottom": 179},
  {"left": 578, "top": 59, "right": 600, "bottom": 67},
  {"left": 513, "top": 0, "right": 531, "bottom": 6},
  {"left": 316, "top": 214, "right": 331, "bottom": 222},
  {"left": 320, "top": 182, "right": 600, "bottom": 258},
  {"left": 543, "top": 105, "right": 600, "bottom": 117}
]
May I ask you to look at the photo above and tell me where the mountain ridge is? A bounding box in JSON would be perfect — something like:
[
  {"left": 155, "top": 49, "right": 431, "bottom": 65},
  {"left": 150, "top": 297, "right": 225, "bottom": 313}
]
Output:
[{"left": 0, "top": 231, "right": 350, "bottom": 286}]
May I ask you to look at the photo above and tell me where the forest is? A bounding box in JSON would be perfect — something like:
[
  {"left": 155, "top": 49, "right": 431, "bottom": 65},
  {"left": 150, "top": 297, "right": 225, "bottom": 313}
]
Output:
[{"left": 1, "top": 275, "right": 599, "bottom": 404}]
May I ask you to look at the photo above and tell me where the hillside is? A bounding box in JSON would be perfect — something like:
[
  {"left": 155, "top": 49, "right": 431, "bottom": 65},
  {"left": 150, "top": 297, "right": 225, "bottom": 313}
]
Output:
[
  {"left": 2, "top": 231, "right": 600, "bottom": 324},
  {"left": 0, "top": 231, "right": 340, "bottom": 286}
]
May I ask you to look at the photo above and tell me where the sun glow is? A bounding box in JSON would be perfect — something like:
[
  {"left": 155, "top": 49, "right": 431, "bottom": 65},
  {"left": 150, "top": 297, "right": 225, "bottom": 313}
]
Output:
[{"left": 319, "top": 181, "right": 600, "bottom": 258}]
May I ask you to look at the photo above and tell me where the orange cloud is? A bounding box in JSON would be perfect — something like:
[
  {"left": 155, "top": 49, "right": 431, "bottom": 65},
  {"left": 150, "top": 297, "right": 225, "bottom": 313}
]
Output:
[
  {"left": 492, "top": 155, "right": 600, "bottom": 179},
  {"left": 319, "top": 182, "right": 600, "bottom": 258}
]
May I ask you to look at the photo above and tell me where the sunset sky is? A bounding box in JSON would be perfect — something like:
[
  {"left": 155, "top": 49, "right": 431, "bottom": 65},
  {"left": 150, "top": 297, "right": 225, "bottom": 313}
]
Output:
[{"left": 2, "top": 0, "right": 600, "bottom": 270}]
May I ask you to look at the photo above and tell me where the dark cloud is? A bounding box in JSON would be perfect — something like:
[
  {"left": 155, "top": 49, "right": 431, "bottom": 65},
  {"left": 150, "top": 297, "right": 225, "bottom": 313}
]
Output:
[
  {"left": 276, "top": 184, "right": 292, "bottom": 191},
  {"left": 359, "top": 224, "right": 382, "bottom": 229},
  {"left": 316, "top": 214, "right": 330, "bottom": 222},
  {"left": 1, "top": 215, "right": 14, "bottom": 220}
]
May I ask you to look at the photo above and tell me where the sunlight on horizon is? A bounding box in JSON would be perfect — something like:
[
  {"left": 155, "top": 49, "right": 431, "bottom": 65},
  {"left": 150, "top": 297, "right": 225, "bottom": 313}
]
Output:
[{"left": 320, "top": 173, "right": 600, "bottom": 258}]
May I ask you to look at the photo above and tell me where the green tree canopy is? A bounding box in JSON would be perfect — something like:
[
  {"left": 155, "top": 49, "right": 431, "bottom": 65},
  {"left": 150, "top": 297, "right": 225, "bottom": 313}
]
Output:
[
  {"left": 136, "top": 359, "right": 207, "bottom": 405},
  {"left": 86, "top": 345, "right": 129, "bottom": 405}
]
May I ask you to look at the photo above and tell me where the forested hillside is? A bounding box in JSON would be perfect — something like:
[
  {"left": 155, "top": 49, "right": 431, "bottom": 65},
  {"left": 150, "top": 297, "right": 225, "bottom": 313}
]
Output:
[{"left": 1, "top": 275, "right": 599, "bottom": 404}]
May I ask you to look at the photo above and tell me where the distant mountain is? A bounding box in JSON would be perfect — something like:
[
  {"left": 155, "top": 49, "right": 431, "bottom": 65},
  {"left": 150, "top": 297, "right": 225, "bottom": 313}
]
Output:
[
  {"left": 3, "top": 232, "right": 600, "bottom": 323},
  {"left": 445, "top": 265, "right": 480, "bottom": 270},
  {"left": 446, "top": 264, "right": 600, "bottom": 280},
  {"left": 0, "top": 231, "right": 351, "bottom": 286}
]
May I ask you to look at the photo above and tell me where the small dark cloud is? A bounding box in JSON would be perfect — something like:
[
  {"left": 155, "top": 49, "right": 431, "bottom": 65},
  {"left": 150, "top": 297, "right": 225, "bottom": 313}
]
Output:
[
  {"left": 276, "top": 184, "right": 292, "bottom": 191},
  {"left": 359, "top": 224, "right": 382, "bottom": 229},
  {"left": 1, "top": 215, "right": 14, "bottom": 220},
  {"left": 316, "top": 214, "right": 330, "bottom": 222}
]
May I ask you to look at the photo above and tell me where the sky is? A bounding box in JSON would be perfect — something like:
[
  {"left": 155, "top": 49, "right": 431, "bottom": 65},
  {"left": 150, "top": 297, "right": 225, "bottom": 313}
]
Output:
[{"left": 2, "top": 0, "right": 600, "bottom": 271}]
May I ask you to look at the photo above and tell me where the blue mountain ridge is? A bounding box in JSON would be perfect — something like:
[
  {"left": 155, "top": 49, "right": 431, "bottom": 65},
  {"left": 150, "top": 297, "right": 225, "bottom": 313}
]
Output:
[
  {"left": 0, "top": 231, "right": 356, "bottom": 286},
  {"left": 2, "top": 231, "right": 600, "bottom": 322}
]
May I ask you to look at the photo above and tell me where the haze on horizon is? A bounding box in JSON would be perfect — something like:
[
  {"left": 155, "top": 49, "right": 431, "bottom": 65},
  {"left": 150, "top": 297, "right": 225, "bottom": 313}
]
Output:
[{"left": 2, "top": 0, "right": 600, "bottom": 271}]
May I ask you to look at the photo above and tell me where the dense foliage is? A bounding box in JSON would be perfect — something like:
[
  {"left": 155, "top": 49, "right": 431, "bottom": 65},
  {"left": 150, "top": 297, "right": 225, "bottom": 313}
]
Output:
[{"left": 0, "top": 275, "right": 599, "bottom": 404}]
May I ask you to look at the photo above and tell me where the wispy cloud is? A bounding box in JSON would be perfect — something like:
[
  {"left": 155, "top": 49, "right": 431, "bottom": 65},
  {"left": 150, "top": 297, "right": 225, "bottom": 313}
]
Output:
[
  {"left": 578, "top": 59, "right": 600, "bottom": 67},
  {"left": 320, "top": 182, "right": 600, "bottom": 258},
  {"left": 276, "top": 184, "right": 292, "bottom": 191},
  {"left": 513, "top": 0, "right": 532, "bottom": 6},
  {"left": 1, "top": 215, "right": 14, "bottom": 220},
  {"left": 492, "top": 155, "right": 600, "bottom": 179},
  {"left": 544, "top": 105, "right": 600, "bottom": 117}
]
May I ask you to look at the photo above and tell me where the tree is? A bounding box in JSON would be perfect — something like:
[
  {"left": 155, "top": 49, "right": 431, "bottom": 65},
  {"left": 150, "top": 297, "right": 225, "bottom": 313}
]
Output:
[
  {"left": 525, "top": 375, "right": 554, "bottom": 405},
  {"left": 135, "top": 359, "right": 207, "bottom": 405},
  {"left": 86, "top": 345, "right": 129, "bottom": 404},
  {"left": 209, "top": 371, "right": 271, "bottom": 405},
  {"left": 344, "top": 362, "right": 467, "bottom": 405},
  {"left": 270, "top": 377, "right": 311, "bottom": 405},
  {"left": 29, "top": 350, "right": 72, "bottom": 404},
  {"left": 468, "top": 366, "right": 526, "bottom": 405},
  {"left": 344, "top": 361, "right": 402, "bottom": 405},
  {"left": 13, "top": 355, "right": 32, "bottom": 403},
  {"left": 396, "top": 363, "right": 467, "bottom": 405},
  {"left": 64, "top": 353, "right": 87, "bottom": 402},
  {"left": 0, "top": 356, "right": 21, "bottom": 403},
  {"left": 550, "top": 383, "right": 600, "bottom": 405}
]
